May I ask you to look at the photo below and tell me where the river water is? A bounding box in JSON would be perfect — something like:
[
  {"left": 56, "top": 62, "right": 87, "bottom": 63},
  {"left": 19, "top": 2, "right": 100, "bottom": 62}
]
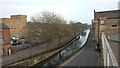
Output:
[{"left": 32, "top": 29, "right": 90, "bottom": 67}]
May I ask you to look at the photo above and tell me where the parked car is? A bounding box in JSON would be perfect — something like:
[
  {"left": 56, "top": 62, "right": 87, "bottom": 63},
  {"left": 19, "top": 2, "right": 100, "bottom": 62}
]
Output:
[{"left": 11, "top": 39, "right": 22, "bottom": 45}]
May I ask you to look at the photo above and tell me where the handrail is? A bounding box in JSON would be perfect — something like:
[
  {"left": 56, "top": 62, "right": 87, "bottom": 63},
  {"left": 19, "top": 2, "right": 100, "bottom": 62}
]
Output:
[{"left": 101, "top": 32, "right": 119, "bottom": 67}]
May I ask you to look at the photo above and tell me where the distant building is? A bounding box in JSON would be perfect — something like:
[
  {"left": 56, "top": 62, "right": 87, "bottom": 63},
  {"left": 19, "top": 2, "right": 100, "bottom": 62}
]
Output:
[
  {"left": 0, "top": 15, "right": 27, "bottom": 39},
  {"left": 0, "top": 23, "right": 12, "bottom": 56},
  {"left": 92, "top": 10, "right": 120, "bottom": 45}
]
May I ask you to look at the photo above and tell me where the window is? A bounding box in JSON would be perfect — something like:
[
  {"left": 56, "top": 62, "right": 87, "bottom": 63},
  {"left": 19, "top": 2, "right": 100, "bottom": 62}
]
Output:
[
  {"left": 8, "top": 48, "right": 11, "bottom": 55},
  {"left": 101, "top": 21, "right": 104, "bottom": 25},
  {"left": 2, "top": 49, "right": 5, "bottom": 55},
  {"left": 112, "top": 25, "right": 117, "bottom": 27},
  {"left": 0, "top": 39, "right": 4, "bottom": 45},
  {"left": 18, "top": 17, "right": 21, "bottom": 20},
  {"left": 0, "top": 32, "right": 2, "bottom": 36}
]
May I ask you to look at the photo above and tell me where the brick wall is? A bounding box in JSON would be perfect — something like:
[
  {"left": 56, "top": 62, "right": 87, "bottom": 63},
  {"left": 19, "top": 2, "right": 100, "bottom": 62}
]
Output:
[
  {"left": 0, "top": 28, "right": 12, "bottom": 56},
  {"left": 1, "top": 15, "right": 27, "bottom": 38}
]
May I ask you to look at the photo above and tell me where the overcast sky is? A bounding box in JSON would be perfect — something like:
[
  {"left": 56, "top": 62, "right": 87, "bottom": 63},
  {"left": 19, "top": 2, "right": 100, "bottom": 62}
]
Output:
[{"left": 0, "top": 0, "right": 119, "bottom": 24}]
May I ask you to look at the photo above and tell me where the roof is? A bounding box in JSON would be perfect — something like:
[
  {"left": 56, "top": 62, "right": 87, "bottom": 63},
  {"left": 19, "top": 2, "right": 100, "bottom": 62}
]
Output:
[
  {"left": 11, "top": 14, "right": 26, "bottom": 16},
  {"left": 94, "top": 10, "right": 120, "bottom": 19},
  {"left": 0, "top": 23, "right": 10, "bottom": 30}
]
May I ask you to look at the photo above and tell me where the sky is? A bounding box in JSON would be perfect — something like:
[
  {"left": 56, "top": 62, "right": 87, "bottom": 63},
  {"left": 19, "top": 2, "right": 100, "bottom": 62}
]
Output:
[{"left": 0, "top": 0, "right": 119, "bottom": 24}]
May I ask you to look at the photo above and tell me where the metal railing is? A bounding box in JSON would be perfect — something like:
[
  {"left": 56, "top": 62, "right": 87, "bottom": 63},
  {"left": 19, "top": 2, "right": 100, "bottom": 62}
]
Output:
[{"left": 101, "top": 32, "right": 119, "bottom": 67}]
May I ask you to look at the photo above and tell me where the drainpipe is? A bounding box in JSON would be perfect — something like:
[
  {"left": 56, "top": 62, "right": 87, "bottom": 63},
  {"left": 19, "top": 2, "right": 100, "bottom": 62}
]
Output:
[{"left": 97, "top": 19, "right": 100, "bottom": 50}]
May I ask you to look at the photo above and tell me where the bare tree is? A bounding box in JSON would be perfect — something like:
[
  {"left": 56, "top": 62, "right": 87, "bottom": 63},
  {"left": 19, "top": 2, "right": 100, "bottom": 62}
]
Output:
[
  {"left": 27, "top": 11, "right": 68, "bottom": 49},
  {"left": 26, "top": 11, "right": 87, "bottom": 50},
  {"left": 69, "top": 21, "right": 85, "bottom": 35}
]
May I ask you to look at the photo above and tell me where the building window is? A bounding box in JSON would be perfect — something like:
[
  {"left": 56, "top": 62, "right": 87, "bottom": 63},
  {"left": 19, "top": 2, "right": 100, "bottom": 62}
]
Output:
[
  {"left": 0, "top": 39, "right": 4, "bottom": 45},
  {"left": 2, "top": 49, "right": 5, "bottom": 55},
  {"left": 8, "top": 48, "right": 11, "bottom": 55},
  {"left": 101, "top": 21, "right": 104, "bottom": 25},
  {"left": 0, "top": 32, "right": 2, "bottom": 36},
  {"left": 18, "top": 17, "right": 21, "bottom": 20},
  {"left": 112, "top": 25, "right": 117, "bottom": 27}
]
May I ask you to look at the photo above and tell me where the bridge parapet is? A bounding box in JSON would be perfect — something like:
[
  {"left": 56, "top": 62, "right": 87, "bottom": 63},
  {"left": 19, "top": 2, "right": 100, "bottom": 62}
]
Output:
[{"left": 101, "top": 32, "right": 119, "bottom": 67}]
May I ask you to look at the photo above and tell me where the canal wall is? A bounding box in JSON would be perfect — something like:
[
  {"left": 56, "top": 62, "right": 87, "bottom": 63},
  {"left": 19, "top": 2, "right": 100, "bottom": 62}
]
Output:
[{"left": 9, "top": 31, "right": 81, "bottom": 66}]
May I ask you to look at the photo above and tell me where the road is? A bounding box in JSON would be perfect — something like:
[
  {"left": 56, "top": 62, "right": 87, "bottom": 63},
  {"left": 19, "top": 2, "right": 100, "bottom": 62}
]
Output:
[{"left": 61, "top": 29, "right": 99, "bottom": 66}]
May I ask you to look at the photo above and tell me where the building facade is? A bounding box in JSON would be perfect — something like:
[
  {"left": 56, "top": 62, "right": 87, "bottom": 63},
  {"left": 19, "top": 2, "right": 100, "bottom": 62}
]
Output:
[
  {"left": 92, "top": 10, "right": 120, "bottom": 45},
  {"left": 0, "top": 23, "right": 12, "bottom": 56},
  {"left": 1, "top": 15, "right": 27, "bottom": 38}
]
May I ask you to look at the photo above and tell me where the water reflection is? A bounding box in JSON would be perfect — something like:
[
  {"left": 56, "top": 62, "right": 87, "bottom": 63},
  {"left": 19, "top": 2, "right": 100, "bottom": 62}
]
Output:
[{"left": 32, "top": 29, "right": 90, "bottom": 67}]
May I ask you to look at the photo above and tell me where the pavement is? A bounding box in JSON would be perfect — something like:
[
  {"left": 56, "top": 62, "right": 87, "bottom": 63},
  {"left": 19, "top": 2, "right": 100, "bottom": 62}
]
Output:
[
  {"left": 108, "top": 34, "right": 120, "bottom": 42},
  {"left": 107, "top": 33, "right": 119, "bottom": 66},
  {"left": 108, "top": 40, "right": 119, "bottom": 66},
  {"left": 60, "top": 29, "right": 100, "bottom": 66}
]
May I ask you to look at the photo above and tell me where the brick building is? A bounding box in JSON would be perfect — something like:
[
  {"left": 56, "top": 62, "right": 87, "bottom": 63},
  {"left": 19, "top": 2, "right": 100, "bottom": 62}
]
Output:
[
  {"left": 0, "top": 23, "right": 12, "bottom": 56},
  {"left": 0, "top": 15, "right": 27, "bottom": 39},
  {"left": 92, "top": 10, "right": 120, "bottom": 46}
]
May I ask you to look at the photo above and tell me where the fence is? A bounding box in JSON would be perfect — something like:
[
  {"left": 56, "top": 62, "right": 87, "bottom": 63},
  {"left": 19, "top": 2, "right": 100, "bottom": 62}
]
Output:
[{"left": 101, "top": 32, "right": 119, "bottom": 68}]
